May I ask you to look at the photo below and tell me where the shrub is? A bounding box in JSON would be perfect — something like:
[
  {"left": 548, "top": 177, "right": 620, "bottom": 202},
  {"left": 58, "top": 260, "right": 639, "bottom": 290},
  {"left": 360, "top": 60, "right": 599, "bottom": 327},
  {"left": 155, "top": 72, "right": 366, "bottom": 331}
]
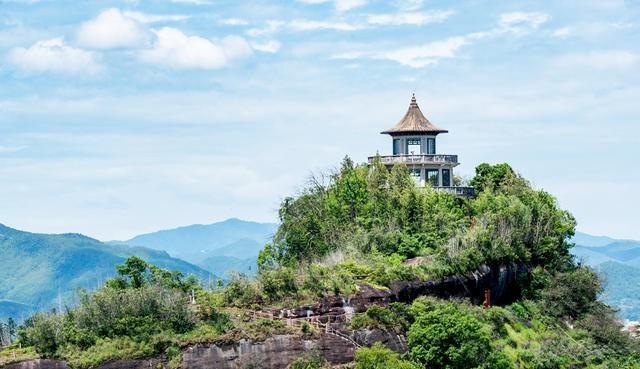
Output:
[
  {"left": 223, "top": 273, "right": 262, "bottom": 307},
  {"left": 355, "top": 342, "right": 419, "bottom": 369},
  {"left": 407, "top": 304, "right": 493, "bottom": 369}
]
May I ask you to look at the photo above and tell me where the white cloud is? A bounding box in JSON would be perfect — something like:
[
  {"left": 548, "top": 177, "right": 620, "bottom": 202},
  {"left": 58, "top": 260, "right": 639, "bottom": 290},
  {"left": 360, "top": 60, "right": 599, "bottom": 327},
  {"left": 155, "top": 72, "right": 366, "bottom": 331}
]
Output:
[
  {"left": 220, "top": 18, "right": 249, "bottom": 26},
  {"left": 139, "top": 27, "right": 253, "bottom": 69},
  {"left": 373, "top": 36, "right": 467, "bottom": 68},
  {"left": 499, "top": 12, "right": 549, "bottom": 34},
  {"left": 289, "top": 19, "right": 364, "bottom": 31},
  {"left": 246, "top": 20, "right": 284, "bottom": 37},
  {"left": 297, "top": 0, "right": 367, "bottom": 13},
  {"left": 333, "top": 36, "right": 467, "bottom": 68},
  {"left": 367, "top": 10, "right": 454, "bottom": 26},
  {"left": 555, "top": 51, "right": 640, "bottom": 70},
  {"left": 394, "top": 0, "right": 424, "bottom": 11},
  {"left": 77, "top": 8, "right": 148, "bottom": 49},
  {"left": 251, "top": 40, "right": 281, "bottom": 53},
  {"left": 122, "top": 11, "right": 190, "bottom": 24},
  {"left": 7, "top": 38, "right": 103, "bottom": 75},
  {"left": 247, "top": 19, "right": 362, "bottom": 35},
  {"left": 0, "top": 145, "right": 27, "bottom": 153},
  {"left": 170, "top": 0, "right": 212, "bottom": 4}
]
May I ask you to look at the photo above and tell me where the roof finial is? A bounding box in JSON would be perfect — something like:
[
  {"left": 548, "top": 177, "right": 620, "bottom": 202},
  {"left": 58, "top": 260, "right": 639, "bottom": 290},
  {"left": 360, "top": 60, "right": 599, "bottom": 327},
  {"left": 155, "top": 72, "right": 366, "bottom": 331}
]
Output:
[{"left": 410, "top": 93, "right": 417, "bottom": 107}]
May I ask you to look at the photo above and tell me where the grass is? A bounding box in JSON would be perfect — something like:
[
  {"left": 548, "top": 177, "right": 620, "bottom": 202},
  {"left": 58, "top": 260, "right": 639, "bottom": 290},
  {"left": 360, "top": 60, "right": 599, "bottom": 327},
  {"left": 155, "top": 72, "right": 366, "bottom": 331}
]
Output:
[{"left": 0, "top": 345, "right": 39, "bottom": 366}]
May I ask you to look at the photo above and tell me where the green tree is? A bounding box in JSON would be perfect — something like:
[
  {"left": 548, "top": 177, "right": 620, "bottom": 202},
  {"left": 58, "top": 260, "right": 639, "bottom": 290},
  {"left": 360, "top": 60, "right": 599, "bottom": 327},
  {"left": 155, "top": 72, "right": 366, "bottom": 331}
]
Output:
[
  {"left": 355, "top": 342, "right": 419, "bottom": 369},
  {"left": 115, "top": 256, "right": 149, "bottom": 288},
  {"left": 407, "top": 304, "right": 493, "bottom": 369}
]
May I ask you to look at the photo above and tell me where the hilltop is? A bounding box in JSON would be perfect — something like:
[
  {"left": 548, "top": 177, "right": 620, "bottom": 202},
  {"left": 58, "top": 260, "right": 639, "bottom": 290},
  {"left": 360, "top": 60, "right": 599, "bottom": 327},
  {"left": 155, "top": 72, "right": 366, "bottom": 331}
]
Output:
[{"left": 2, "top": 160, "right": 638, "bottom": 369}]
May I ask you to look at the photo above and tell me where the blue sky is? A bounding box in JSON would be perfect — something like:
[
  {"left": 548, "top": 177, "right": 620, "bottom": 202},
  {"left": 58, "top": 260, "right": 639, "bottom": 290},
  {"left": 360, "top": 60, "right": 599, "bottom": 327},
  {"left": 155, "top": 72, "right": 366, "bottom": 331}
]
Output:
[{"left": 0, "top": 0, "right": 639, "bottom": 241}]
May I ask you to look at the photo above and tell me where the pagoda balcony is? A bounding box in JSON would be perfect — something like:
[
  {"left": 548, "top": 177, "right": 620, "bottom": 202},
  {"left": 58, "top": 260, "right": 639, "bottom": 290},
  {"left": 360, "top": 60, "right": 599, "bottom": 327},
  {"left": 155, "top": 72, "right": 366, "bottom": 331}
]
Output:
[
  {"left": 435, "top": 186, "right": 475, "bottom": 197},
  {"left": 368, "top": 154, "right": 459, "bottom": 166}
]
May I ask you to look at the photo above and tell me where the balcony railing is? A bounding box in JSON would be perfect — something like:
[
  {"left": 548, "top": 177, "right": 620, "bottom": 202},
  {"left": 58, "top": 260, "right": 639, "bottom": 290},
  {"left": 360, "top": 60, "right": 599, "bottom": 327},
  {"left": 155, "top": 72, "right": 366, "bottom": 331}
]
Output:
[
  {"left": 368, "top": 154, "right": 458, "bottom": 166},
  {"left": 435, "top": 186, "right": 475, "bottom": 197}
]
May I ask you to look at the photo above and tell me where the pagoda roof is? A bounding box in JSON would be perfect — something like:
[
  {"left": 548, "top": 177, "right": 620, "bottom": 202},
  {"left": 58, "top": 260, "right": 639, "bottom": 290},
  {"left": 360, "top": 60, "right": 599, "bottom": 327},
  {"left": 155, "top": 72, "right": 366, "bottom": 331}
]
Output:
[{"left": 381, "top": 94, "right": 448, "bottom": 135}]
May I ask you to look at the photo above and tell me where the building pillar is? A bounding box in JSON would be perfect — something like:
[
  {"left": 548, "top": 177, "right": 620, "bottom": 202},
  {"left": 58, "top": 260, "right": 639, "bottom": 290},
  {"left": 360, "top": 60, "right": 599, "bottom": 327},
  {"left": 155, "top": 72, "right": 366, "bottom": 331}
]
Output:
[{"left": 438, "top": 168, "right": 443, "bottom": 187}]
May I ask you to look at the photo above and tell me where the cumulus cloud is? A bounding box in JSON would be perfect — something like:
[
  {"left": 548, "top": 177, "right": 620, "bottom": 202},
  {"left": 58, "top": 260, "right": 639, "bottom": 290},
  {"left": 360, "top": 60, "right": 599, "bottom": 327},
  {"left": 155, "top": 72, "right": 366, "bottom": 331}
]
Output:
[
  {"left": 139, "top": 27, "right": 253, "bottom": 69},
  {"left": 77, "top": 8, "right": 149, "bottom": 49},
  {"left": 367, "top": 10, "right": 454, "bottom": 26},
  {"left": 7, "top": 37, "right": 103, "bottom": 75}
]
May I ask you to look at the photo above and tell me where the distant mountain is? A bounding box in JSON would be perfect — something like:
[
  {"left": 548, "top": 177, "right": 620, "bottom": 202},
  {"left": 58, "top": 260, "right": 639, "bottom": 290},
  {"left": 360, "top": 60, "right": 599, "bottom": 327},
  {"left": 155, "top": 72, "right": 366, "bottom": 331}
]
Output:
[
  {"left": 571, "top": 232, "right": 640, "bottom": 321},
  {"left": 595, "top": 262, "right": 640, "bottom": 321},
  {"left": 0, "top": 224, "right": 212, "bottom": 321},
  {"left": 198, "top": 255, "right": 257, "bottom": 278},
  {"left": 119, "top": 218, "right": 278, "bottom": 263},
  {"left": 572, "top": 231, "right": 619, "bottom": 248},
  {"left": 194, "top": 238, "right": 264, "bottom": 277}
]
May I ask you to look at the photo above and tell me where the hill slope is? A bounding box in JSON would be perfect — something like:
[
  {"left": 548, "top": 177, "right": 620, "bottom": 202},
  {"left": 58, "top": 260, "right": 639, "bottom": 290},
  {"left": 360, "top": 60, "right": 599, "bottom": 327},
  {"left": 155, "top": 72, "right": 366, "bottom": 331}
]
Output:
[
  {"left": 0, "top": 224, "right": 211, "bottom": 321},
  {"left": 119, "top": 218, "right": 277, "bottom": 263},
  {"left": 571, "top": 232, "right": 640, "bottom": 321}
]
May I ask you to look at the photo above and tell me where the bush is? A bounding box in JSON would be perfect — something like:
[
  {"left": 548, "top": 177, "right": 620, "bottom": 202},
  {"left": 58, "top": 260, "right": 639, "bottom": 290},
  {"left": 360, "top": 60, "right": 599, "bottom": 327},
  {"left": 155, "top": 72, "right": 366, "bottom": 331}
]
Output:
[
  {"left": 541, "top": 266, "right": 602, "bottom": 319},
  {"left": 355, "top": 342, "right": 419, "bottom": 369},
  {"left": 407, "top": 304, "right": 493, "bottom": 369},
  {"left": 223, "top": 273, "right": 262, "bottom": 307},
  {"left": 17, "top": 313, "right": 64, "bottom": 356}
]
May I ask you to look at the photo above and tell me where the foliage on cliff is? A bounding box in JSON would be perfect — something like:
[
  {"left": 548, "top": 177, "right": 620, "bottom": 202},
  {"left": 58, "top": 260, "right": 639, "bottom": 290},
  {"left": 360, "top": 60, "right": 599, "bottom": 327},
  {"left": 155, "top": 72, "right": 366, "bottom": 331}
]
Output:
[{"left": 259, "top": 157, "right": 575, "bottom": 274}]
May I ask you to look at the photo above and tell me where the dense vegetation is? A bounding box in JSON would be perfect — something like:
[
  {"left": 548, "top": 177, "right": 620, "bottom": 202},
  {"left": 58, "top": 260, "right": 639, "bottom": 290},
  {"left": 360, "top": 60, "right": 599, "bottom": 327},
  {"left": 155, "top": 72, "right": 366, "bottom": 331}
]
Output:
[{"left": 2, "top": 159, "right": 638, "bottom": 369}]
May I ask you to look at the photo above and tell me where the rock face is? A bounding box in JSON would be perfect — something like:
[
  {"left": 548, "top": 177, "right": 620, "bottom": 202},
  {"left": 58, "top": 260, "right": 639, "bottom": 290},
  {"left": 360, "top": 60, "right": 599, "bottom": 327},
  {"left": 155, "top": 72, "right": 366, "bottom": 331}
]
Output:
[
  {"left": 264, "top": 262, "right": 529, "bottom": 321},
  {"left": 353, "top": 328, "right": 407, "bottom": 353},
  {"left": 2, "top": 334, "right": 355, "bottom": 369},
  {"left": 182, "top": 334, "right": 354, "bottom": 369}
]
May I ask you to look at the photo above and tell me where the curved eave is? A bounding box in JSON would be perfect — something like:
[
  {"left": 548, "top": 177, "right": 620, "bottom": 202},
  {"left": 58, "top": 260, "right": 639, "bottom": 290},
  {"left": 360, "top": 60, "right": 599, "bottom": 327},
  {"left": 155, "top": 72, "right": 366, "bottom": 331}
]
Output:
[{"left": 380, "top": 129, "right": 449, "bottom": 136}]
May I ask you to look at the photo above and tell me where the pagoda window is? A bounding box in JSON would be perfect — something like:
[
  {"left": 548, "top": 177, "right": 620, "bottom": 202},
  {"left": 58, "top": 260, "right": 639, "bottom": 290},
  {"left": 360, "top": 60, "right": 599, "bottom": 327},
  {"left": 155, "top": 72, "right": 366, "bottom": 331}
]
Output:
[
  {"left": 426, "top": 169, "right": 439, "bottom": 187},
  {"left": 406, "top": 138, "right": 421, "bottom": 155},
  {"left": 393, "top": 139, "right": 401, "bottom": 155},
  {"left": 427, "top": 138, "right": 436, "bottom": 154},
  {"left": 442, "top": 169, "right": 451, "bottom": 187}
]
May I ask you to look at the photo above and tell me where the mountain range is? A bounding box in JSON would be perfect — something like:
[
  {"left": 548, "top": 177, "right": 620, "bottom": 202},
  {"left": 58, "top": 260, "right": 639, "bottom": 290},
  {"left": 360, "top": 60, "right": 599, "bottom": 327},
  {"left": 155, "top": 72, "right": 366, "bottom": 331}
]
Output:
[
  {"left": 571, "top": 232, "right": 640, "bottom": 321},
  {"left": 0, "top": 219, "right": 277, "bottom": 321},
  {"left": 0, "top": 224, "right": 212, "bottom": 321},
  {"left": 2, "top": 220, "right": 639, "bottom": 322},
  {"left": 115, "top": 218, "right": 278, "bottom": 277}
]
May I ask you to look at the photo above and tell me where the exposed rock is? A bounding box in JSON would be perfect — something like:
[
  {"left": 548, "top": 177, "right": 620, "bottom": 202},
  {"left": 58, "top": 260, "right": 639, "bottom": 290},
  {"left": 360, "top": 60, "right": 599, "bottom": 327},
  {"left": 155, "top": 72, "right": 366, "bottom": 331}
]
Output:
[
  {"left": 2, "top": 360, "right": 70, "bottom": 369},
  {"left": 2, "top": 334, "right": 355, "bottom": 369},
  {"left": 353, "top": 328, "right": 406, "bottom": 353}
]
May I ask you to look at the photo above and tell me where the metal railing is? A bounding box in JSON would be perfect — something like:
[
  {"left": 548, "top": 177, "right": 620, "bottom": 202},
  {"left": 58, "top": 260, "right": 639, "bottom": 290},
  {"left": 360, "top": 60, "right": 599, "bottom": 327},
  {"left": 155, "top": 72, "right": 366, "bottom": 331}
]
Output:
[
  {"left": 435, "top": 186, "right": 475, "bottom": 197},
  {"left": 368, "top": 154, "right": 458, "bottom": 165}
]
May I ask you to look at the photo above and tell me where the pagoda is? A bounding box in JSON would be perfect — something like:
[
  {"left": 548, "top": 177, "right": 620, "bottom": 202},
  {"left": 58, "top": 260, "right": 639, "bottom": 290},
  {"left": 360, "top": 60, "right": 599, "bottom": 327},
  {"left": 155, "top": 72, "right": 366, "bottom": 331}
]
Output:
[{"left": 368, "top": 94, "right": 474, "bottom": 197}]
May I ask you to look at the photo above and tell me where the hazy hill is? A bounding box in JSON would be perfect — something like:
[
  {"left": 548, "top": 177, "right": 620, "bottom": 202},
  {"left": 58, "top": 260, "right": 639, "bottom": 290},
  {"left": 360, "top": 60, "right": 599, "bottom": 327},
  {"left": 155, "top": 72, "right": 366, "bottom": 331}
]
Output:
[
  {"left": 571, "top": 232, "right": 640, "bottom": 321},
  {"left": 0, "top": 224, "right": 211, "bottom": 321},
  {"left": 119, "top": 218, "right": 277, "bottom": 263}
]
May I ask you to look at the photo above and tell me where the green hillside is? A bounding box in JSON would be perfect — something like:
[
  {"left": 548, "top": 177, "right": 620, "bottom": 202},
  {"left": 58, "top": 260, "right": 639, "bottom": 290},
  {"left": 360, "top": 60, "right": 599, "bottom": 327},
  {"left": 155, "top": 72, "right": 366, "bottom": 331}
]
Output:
[
  {"left": 571, "top": 237, "right": 640, "bottom": 320},
  {"left": 0, "top": 224, "right": 212, "bottom": 321}
]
